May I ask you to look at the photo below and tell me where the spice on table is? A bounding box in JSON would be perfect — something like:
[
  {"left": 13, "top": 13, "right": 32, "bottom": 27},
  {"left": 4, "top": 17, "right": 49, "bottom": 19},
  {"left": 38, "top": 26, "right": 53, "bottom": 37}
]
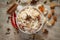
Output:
[
  {"left": 16, "top": 0, "right": 18, "bottom": 1},
  {"left": 5, "top": 28, "right": 10, "bottom": 35},
  {"left": 7, "top": 3, "right": 18, "bottom": 30},
  {"left": 5, "top": 32, "right": 10, "bottom": 35},
  {"left": 42, "top": 29, "right": 48, "bottom": 34},
  {"left": 10, "top": 15, "right": 18, "bottom": 30},
  {"left": 7, "top": 16, "right": 11, "bottom": 23},
  {"left": 7, "top": 2, "right": 9, "bottom": 4},
  {"left": 14, "top": 30, "right": 19, "bottom": 35},
  {"left": 7, "top": 28, "right": 10, "bottom": 31},
  {"left": 44, "top": 1, "right": 47, "bottom": 4},
  {"left": 7, "top": 3, "right": 18, "bottom": 15}
]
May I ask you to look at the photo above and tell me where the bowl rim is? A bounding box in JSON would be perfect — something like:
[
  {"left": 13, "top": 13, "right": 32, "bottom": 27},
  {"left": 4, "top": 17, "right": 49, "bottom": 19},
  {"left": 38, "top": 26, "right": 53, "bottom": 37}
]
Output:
[{"left": 16, "top": 6, "right": 45, "bottom": 34}]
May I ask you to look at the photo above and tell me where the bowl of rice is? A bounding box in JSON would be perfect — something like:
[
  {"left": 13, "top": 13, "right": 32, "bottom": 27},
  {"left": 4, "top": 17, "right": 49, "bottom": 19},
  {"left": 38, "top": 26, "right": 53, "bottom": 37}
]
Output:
[{"left": 16, "top": 6, "right": 44, "bottom": 34}]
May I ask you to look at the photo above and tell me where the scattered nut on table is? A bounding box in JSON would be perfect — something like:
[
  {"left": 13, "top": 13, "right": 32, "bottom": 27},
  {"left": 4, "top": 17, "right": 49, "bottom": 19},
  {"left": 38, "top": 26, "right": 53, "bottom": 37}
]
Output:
[
  {"left": 53, "top": 16, "right": 57, "bottom": 21},
  {"left": 47, "top": 13, "right": 52, "bottom": 19},
  {"left": 50, "top": 3, "right": 56, "bottom": 9},
  {"left": 7, "top": 28, "right": 11, "bottom": 32},
  {"left": 50, "top": 19, "right": 55, "bottom": 26},
  {"left": 46, "top": 21, "right": 51, "bottom": 26},
  {"left": 51, "top": 9, "right": 55, "bottom": 15},
  {"left": 46, "top": 19, "right": 56, "bottom": 27}
]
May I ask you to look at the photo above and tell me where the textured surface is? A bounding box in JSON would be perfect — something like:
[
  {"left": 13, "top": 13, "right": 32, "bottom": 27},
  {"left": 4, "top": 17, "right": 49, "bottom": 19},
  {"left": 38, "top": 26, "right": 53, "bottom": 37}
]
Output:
[{"left": 0, "top": 0, "right": 60, "bottom": 40}]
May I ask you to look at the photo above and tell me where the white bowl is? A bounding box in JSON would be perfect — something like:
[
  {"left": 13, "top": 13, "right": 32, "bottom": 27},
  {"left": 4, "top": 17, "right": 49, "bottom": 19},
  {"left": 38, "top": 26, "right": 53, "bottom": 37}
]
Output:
[{"left": 16, "top": 6, "right": 45, "bottom": 34}]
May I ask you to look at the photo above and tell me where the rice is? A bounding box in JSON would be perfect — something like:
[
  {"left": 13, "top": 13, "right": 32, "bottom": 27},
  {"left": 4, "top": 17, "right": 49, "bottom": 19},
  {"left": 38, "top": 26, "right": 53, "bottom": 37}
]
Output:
[{"left": 17, "top": 7, "right": 41, "bottom": 33}]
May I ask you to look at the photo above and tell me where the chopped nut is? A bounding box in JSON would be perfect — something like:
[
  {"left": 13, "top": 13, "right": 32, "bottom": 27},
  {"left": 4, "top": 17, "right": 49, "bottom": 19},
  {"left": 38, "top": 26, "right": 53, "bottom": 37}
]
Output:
[{"left": 7, "top": 3, "right": 18, "bottom": 14}]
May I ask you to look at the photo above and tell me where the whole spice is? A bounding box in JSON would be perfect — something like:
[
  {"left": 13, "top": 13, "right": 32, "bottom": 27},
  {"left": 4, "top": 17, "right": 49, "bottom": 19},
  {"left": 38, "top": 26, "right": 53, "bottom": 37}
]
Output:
[
  {"left": 7, "top": 3, "right": 18, "bottom": 30},
  {"left": 7, "top": 16, "right": 11, "bottom": 23},
  {"left": 42, "top": 29, "right": 48, "bottom": 34},
  {"left": 7, "top": 3, "right": 18, "bottom": 15},
  {"left": 7, "top": 28, "right": 10, "bottom": 32},
  {"left": 5, "top": 32, "right": 10, "bottom": 35},
  {"left": 10, "top": 12, "right": 18, "bottom": 30}
]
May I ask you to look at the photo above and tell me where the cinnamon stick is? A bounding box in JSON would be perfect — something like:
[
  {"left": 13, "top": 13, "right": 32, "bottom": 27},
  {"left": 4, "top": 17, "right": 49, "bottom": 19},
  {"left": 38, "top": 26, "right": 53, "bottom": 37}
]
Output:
[{"left": 7, "top": 3, "right": 18, "bottom": 14}]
